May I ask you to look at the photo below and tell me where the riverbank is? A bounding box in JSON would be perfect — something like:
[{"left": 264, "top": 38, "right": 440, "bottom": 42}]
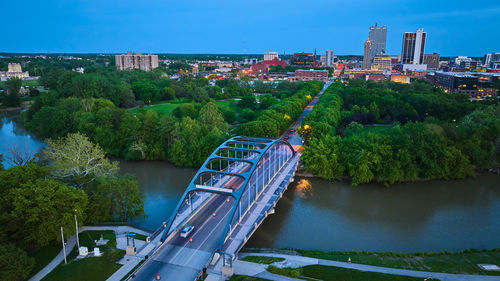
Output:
[{"left": 241, "top": 248, "right": 500, "bottom": 276}]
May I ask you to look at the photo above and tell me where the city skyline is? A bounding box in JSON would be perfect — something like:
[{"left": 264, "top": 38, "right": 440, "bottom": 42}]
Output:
[{"left": 3, "top": 1, "right": 500, "bottom": 56}]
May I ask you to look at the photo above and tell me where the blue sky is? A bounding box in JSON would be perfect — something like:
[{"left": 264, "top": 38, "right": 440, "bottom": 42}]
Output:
[{"left": 4, "top": 0, "right": 500, "bottom": 56}]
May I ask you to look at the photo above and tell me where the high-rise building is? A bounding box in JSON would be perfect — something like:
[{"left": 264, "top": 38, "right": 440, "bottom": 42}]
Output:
[
  {"left": 264, "top": 52, "right": 279, "bottom": 61},
  {"left": 362, "top": 38, "right": 372, "bottom": 70},
  {"left": 401, "top": 28, "right": 427, "bottom": 71},
  {"left": 115, "top": 51, "right": 159, "bottom": 71},
  {"left": 372, "top": 54, "right": 391, "bottom": 71},
  {"left": 484, "top": 53, "right": 500, "bottom": 69},
  {"left": 424, "top": 53, "right": 440, "bottom": 71},
  {"left": 325, "top": 50, "right": 335, "bottom": 67},
  {"left": 369, "top": 23, "right": 387, "bottom": 58}
]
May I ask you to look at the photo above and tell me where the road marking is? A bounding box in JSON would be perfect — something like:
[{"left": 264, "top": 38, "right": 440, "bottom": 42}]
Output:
[{"left": 183, "top": 204, "right": 231, "bottom": 266}]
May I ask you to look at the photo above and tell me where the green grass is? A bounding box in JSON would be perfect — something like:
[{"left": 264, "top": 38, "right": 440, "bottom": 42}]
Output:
[
  {"left": 297, "top": 249, "right": 500, "bottom": 276},
  {"left": 26, "top": 241, "right": 62, "bottom": 279},
  {"left": 301, "top": 265, "right": 439, "bottom": 281},
  {"left": 41, "top": 231, "right": 123, "bottom": 281},
  {"left": 228, "top": 275, "right": 270, "bottom": 281},
  {"left": 129, "top": 232, "right": 148, "bottom": 241},
  {"left": 129, "top": 102, "right": 181, "bottom": 115},
  {"left": 41, "top": 256, "right": 122, "bottom": 281},
  {"left": 129, "top": 99, "right": 239, "bottom": 116},
  {"left": 0, "top": 80, "right": 39, "bottom": 87},
  {"left": 241, "top": 256, "right": 285, "bottom": 264}
]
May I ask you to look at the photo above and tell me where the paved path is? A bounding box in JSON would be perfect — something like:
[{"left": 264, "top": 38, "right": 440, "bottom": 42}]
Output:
[
  {"left": 28, "top": 225, "right": 152, "bottom": 281},
  {"left": 238, "top": 253, "right": 500, "bottom": 281}
]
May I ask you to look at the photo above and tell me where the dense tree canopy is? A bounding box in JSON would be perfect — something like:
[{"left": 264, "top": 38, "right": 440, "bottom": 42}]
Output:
[{"left": 302, "top": 81, "right": 500, "bottom": 186}]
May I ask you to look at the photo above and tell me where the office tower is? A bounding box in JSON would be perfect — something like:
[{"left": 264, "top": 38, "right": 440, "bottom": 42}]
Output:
[
  {"left": 115, "top": 51, "right": 159, "bottom": 71},
  {"left": 263, "top": 52, "right": 279, "bottom": 61},
  {"left": 484, "top": 53, "right": 500, "bottom": 69},
  {"left": 362, "top": 38, "right": 372, "bottom": 69},
  {"left": 369, "top": 23, "right": 387, "bottom": 58},
  {"left": 424, "top": 53, "right": 440, "bottom": 71},
  {"left": 401, "top": 28, "right": 427, "bottom": 71},
  {"left": 325, "top": 50, "right": 335, "bottom": 67},
  {"left": 401, "top": 28, "right": 426, "bottom": 64},
  {"left": 372, "top": 54, "right": 392, "bottom": 71}
]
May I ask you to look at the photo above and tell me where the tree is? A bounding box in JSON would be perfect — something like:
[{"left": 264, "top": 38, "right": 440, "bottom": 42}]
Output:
[
  {"left": 0, "top": 244, "right": 34, "bottom": 280},
  {"left": 42, "top": 133, "right": 118, "bottom": 187},
  {"left": 86, "top": 176, "right": 145, "bottom": 223},
  {"left": 198, "top": 102, "right": 228, "bottom": 132},
  {"left": 5, "top": 179, "right": 88, "bottom": 248},
  {"left": 4, "top": 78, "right": 22, "bottom": 107},
  {"left": 237, "top": 95, "right": 258, "bottom": 110},
  {"left": 298, "top": 124, "right": 313, "bottom": 142}
]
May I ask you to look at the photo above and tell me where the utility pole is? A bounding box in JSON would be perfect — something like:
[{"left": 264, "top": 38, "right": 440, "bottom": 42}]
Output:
[
  {"left": 61, "top": 226, "right": 67, "bottom": 264},
  {"left": 74, "top": 213, "right": 80, "bottom": 249}
]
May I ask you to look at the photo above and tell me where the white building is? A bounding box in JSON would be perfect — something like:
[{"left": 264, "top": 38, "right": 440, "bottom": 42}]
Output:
[
  {"left": 325, "top": 50, "right": 335, "bottom": 67},
  {"left": 264, "top": 52, "right": 279, "bottom": 61}
]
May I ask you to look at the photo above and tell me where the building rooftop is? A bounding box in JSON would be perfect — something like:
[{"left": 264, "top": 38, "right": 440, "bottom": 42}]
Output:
[{"left": 435, "top": 71, "right": 476, "bottom": 78}]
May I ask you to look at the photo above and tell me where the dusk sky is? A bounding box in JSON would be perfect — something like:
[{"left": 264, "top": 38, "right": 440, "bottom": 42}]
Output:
[{"left": 4, "top": 0, "right": 500, "bottom": 56}]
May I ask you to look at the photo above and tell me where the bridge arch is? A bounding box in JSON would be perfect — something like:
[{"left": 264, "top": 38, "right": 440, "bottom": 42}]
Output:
[{"left": 160, "top": 136, "right": 295, "bottom": 252}]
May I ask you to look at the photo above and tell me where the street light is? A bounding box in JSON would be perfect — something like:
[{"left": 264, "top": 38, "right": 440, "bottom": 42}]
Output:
[{"left": 74, "top": 210, "right": 80, "bottom": 250}]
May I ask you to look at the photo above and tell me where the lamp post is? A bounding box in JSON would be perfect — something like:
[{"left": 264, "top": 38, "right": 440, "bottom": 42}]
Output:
[
  {"left": 74, "top": 211, "right": 80, "bottom": 250},
  {"left": 61, "top": 226, "right": 67, "bottom": 264}
]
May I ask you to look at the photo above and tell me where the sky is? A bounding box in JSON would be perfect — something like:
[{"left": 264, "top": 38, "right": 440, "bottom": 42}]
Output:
[{"left": 3, "top": 0, "right": 500, "bottom": 56}]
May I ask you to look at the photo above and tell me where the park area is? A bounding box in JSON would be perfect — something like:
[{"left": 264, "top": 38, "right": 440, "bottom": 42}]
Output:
[{"left": 41, "top": 231, "right": 125, "bottom": 281}]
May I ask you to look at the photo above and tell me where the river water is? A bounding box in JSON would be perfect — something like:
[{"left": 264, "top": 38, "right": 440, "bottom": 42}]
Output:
[{"left": 2, "top": 111, "right": 499, "bottom": 252}]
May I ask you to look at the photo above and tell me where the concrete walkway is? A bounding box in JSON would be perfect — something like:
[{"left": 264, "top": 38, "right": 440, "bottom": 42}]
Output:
[
  {"left": 28, "top": 225, "right": 153, "bottom": 281},
  {"left": 237, "top": 252, "right": 500, "bottom": 281}
]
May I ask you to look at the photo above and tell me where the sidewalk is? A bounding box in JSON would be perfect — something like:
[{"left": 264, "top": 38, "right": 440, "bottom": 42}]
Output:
[
  {"left": 28, "top": 225, "right": 153, "bottom": 281},
  {"left": 238, "top": 252, "right": 500, "bottom": 281}
]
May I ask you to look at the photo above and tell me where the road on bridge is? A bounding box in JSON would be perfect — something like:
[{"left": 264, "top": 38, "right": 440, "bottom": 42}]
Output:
[{"left": 132, "top": 152, "right": 286, "bottom": 281}]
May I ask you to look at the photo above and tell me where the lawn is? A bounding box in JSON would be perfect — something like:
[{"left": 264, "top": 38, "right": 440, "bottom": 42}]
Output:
[
  {"left": 297, "top": 249, "right": 500, "bottom": 276},
  {"left": 129, "top": 102, "right": 181, "bottom": 115},
  {"left": 0, "top": 80, "right": 39, "bottom": 87},
  {"left": 129, "top": 232, "right": 148, "bottom": 241},
  {"left": 129, "top": 99, "right": 239, "bottom": 116},
  {"left": 268, "top": 265, "right": 440, "bottom": 281},
  {"left": 41, "top": 256, "right": 122, "bottom": 281},
  {"left": 302, "top": 265, "right": 438, "bottom": 281},
  {"left": 26, "top": 241, "right": 62, "bottom": 279},
  {"left": 241, "top": 256, "right": 285, "bottom": 264},
  {"left": 41, "top": 231, "right": 123, "bottom": 281},
  {"left": 228, "top": 275, "right": 269, "bottom": 281}
]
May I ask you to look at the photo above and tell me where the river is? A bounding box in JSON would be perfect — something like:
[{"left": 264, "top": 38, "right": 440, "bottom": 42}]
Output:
[{"left": 1, "top": 111, "right": 499, "bottom": 252}]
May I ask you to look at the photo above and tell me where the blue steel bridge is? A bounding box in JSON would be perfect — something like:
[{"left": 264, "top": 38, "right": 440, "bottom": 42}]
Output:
[{"left": 129, "top": 136, "right": 300, "bottom": 281}]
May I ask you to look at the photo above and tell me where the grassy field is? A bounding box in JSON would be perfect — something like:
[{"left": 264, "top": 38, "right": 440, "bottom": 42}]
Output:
[
  {"left": 0, "top": 80, "right": 39, "bottom": 87},
  {"left": 129, "top": 102, "right": 181, "bottom": 115},
  {"left": 228, "top": 275, "right": 269, "bottom": 281},
  {"left": 268, "top": 265, "right": 439, "bottom": 281},
  {"left": 129, "top": 232, "right": 148, "bottom": 241},
  {"left": 26, "top": 241, "right": 62, "bottom": 279},
  {"left": 304, "top": 265, "right": 438, "bottom": 281},
  {"left": 129, "top": 99, "right": 239, "bottom": 116},
  {"left": 298, "top": 249, "right": 500, "bottom": 276},
  {"left": 41, "top": 256, "right": 122, "bottom": 281},
  {"left": 241, "top": 256, "right": 285, "bottom": 264},
  {"left": 41, "top": 231, "right": 123, "bottom": 281}
]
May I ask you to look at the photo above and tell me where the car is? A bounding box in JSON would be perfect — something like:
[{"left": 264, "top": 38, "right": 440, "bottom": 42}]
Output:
[
  {"left": 283, "top": 136, "right": 289, "bottom": 140},
  {"left": 180, "top": 226, "right": 194, "bottom": 238},
  {"left": 289, "top": 129, "right": 295, "bottom": 132}
]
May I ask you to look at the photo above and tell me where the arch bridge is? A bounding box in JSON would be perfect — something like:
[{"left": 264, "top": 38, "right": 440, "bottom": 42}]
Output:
[{"left": 131, "top": 136, "right": 300, "bottom": 281}]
